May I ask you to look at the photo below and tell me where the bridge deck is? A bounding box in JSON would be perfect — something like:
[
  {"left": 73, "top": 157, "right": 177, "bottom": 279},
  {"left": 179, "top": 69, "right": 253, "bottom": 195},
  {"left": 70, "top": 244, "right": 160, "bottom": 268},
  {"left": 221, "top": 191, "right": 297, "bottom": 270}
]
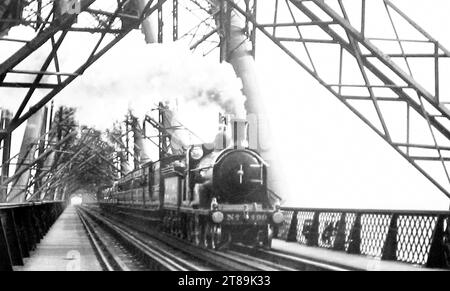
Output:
[
  {"left": 9, "top": 205, "right": 440, "bottom": 271},
  {"left": 14, "top": 206, "right": 102, "bottom": 271},
  {"left": 272, "top": 239, "right": 434, "bottom": 271}
]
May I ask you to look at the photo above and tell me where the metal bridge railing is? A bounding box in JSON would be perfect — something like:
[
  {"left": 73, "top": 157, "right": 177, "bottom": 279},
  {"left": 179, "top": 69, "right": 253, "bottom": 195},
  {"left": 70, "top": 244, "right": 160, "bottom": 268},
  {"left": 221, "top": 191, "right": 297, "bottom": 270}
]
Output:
[
  {"left": 278, "top": 208, "right": 450, "bottom": 269},
  {"left": 0, "top": 201, "right": 66, "bottom": 271}
]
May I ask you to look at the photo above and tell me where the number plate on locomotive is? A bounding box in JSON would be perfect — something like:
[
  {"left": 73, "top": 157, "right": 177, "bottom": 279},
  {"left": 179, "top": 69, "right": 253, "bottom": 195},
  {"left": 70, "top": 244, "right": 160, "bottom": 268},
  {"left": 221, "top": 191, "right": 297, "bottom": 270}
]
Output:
[{"left": 224, "top": 213, "right": 268, "bottom": 224}]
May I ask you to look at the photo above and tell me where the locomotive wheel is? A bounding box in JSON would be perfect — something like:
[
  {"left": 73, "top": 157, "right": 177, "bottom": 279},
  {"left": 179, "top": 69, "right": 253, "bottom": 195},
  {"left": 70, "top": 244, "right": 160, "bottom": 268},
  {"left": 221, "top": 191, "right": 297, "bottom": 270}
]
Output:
[
  {"left": 169, "top": 212, "right": 174, "bottom": 235},
  {"left": 185, "top": 216, "right": 192, "bottom": 242},
  {"left": 211, "top": 224, "right": 222, "bottom": 250},
  {"left": 264, "top": 225, "right": 274, "bottom": 249},
  {"left": 192, "top": 216, "right": 201, "bottom": 246},
  {"left": 201, "top": 222, "right": 208, "bottom": 248},
  {"left": 172, "top": 212, "right": 177, "bottom": 236},
  {"left": 254, "top": 225, "right": 273, "bottom": 249},
  {"left": 203, "top": 223, "right": 222, "bottom": 250},
  {"left": 186, "top": 216, "right": 195, "bottom": 242},
  {"left": 203, "top": 223, "right": 211, "bottom": 249},
  {"left": 162, "top": 215, "right": 168, "bottom": 232},
  {"left": 175, "top": 216, "right": 182, "bottom": 238},
  {"left": 165, "top": 211, "right": 171, "bottom": 232},
  {"left": 200, "top": 223, "right": 208, "bottom": 248}
]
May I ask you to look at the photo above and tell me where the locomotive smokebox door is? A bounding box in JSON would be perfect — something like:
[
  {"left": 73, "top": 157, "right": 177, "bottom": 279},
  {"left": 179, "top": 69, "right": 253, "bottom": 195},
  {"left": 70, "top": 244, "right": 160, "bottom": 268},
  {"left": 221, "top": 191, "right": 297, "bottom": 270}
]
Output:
[{"left": 213, "top": 150, "right": 267, "bottom": 204}]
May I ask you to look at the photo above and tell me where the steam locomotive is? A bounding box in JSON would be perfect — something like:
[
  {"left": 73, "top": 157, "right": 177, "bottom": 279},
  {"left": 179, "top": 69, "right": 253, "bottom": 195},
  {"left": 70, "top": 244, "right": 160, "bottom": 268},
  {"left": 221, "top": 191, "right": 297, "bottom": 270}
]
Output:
[{"left": 99, "top": 117, "right": 283, "bottom": 249}]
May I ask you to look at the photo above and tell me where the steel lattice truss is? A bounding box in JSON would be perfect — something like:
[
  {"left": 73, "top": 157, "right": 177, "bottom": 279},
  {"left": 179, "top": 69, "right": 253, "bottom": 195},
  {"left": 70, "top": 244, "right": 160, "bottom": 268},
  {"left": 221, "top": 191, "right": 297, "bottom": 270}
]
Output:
[
  {"left": 0, "top": 107, "right": 120, "bottom": 202},
  {"left": 219, "top": 0, "right": 450, "bottom": 199},
  {"left": 0, "top": 0, "right": 162, "bottom": 201},
  {"left": 36, "top": 127, "right": 119, "bottom": 201},
  {"left": 0, "top": 0, "right": 162, "bottom": 136}
]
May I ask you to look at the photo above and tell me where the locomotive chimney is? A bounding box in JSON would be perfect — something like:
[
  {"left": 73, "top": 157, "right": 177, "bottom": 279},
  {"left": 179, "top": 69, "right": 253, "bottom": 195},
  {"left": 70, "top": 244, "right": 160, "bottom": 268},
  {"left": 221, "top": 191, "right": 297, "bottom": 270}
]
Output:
[
  {"left": 213, "top": 114, "right": 248, "bottom": 150},
  {"left": 230, "top": 118, "right": 248, "bottom": 150}
]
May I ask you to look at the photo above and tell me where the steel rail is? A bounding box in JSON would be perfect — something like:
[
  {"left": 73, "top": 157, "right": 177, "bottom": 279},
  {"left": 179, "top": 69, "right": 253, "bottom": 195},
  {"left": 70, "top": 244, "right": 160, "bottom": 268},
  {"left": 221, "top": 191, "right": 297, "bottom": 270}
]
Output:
[
  {"left": 76, "top": 208, "right": 117, "bottom": 271},
  {"left": 92, "top": 204, "right": 347, "bottom": 271},
  {"left": 77, "top": 206, "right": 208, "bottom": 271}
]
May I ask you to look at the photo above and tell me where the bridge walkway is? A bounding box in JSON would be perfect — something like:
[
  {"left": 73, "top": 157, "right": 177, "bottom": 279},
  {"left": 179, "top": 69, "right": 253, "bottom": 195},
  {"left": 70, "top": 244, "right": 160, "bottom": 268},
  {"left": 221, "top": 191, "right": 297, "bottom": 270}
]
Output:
[{"left": 14, "top": 206, "right": 102, "bottom": 271}]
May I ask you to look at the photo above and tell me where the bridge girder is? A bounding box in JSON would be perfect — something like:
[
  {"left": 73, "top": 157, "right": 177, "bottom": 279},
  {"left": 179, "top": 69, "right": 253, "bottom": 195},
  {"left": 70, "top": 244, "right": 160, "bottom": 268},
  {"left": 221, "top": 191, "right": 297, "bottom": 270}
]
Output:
[
  {"left": 0, "top": 0, "right": 162, "bottom": 136},
  {"left": 218, "top": 0, "right": 450, "bottom": 200},
  {"left": 0, "top": 0, "right": 161, "bottom": 201}
]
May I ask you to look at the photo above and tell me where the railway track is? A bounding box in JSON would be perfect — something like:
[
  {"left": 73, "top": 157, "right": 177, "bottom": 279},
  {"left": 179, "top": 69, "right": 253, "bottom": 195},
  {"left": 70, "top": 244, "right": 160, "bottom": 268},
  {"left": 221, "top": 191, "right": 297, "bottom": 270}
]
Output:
[
  {"left": 76, "top": 207, "right": 210, "bottom": 271},
  {"left": 78, "top": 205, "right": 354, "bottom": 271},
  {"left": 78, "top": 205, "right": 297, "bottom": 271}
]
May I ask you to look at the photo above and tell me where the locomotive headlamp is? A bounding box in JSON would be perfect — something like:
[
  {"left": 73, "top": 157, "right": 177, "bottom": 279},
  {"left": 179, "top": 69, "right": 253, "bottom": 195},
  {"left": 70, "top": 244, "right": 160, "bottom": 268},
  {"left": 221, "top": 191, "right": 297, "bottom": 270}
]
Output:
[
  {"left": 274, "top": 201, "right": 281, "bottom": 211},
  {"left": 272, "top": 211, "right": 284, "bottom": 225},
  {"left": 211, "top": 198, "right": 219, "bottom": 210},
  {"left": 212, "top": 211, "right": 224, "bottom": 224},
  {"left": 190, "top": 146, "right": 204, "bottom": 160}
]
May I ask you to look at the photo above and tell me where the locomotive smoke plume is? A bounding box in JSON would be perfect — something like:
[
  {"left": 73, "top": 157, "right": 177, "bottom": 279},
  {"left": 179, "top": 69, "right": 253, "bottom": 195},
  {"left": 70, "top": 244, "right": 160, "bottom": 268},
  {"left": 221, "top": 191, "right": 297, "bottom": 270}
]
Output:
[{"left": 1, "top": 26, "right": 247, "bottom": 143}]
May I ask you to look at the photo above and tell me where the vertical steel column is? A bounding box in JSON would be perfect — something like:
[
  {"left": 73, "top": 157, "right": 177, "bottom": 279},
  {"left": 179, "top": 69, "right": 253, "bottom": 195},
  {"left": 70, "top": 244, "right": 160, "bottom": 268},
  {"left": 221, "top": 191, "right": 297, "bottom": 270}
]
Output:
[
  {"left": 219, "top": 0, "right": 231, "bottom": 63},
  {"left": 382, "top": 214, "right": 399, "bottom": 261},
  {"left": 333, "top": 213, "right": 347, "bottom": 251},
  {"left": 427, "top": 215, "right": 449, "bottom": 268},
  {"left": 347, "top": 214, "right": 362, "bottom": 255},
  {"left": 222, "top": 0, "right": 261, "bottom": 114},
  {"left": 435, "top": 41, "right": 440, "bottom": 104},
  {"left": 286, "top": 211, "right": 299, "bottom": 242},
  {"left": 33, "top": 107, "right": 48, "bottom": 195},
  {"left": 8, "top": 110, "right": 46, "bottom": 203},
  {"left": 158, "top": 104, "right": 165, "bottom": 160},
  {"left": 120, "top": 152, "right": 132, "bottom": 175},
  {"left": 248, "top": 0, "right": 257, "bottom": 58},
  {"left": 118, "top": 121, "right": 132, "bottom": 175},
  {"left": 137, "top": 0, "right": 158, "bottom": 43},
  {"left": 158, "top": 0, "right": 163, "bottom": 43},
  {"left": 23, "top": 208, "right": 37, "bottom": 249},
  {"left": 125, "top": 119, "right": 131, "bottom": 166},
  {"left": 131, "top": 115, "right": 151, "bottom": 168},
  {"left": 60, "top": 184, "right": 68, "bottom": 202},
  {"left": 0, "top": 209, "right": 23, "bottom": 266},
  {"left": 0, "top": 214, "right": 13, "bottom": 271},
  {"left": 134, "top": 0, "right": 161, "bottom": 167},
  {"left": 14, "top": 208, "right": 30, "bottom": 258},
  {"left": 53, "top": 186, "right": 62, "bottom": 201},
  {"left": 305, "top": 212, "right": 319, "bottom": 247},
  {"left": 0, "top": 110, "right": 12, "bottom": 203},
  {"left": 173, "top": 0, "right": 178, "bottom": 41},
  {"left": 216, "top": 0, "right": 279, "bottom": 195},
  {"left": 36, "top": 0, "right": 42, "bottom": 30}
]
